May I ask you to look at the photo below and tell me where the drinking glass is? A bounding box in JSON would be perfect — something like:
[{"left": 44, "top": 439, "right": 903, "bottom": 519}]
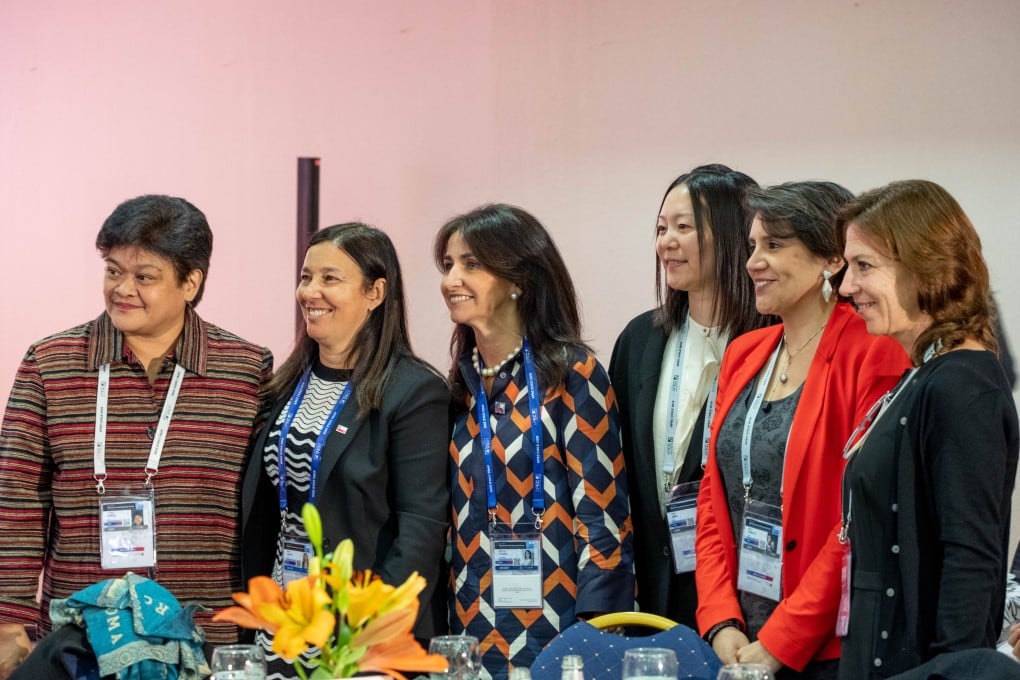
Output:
[
  {"left": 428, "top": 634, "right": 481, "bottom": 680},
  {"left": 210, "top": 644, "right": 267, "bottom": 679},
  {"left": 715, "top": 663, "right": 774, "bottom": 680},
  {"left": 621, "top": 647, "right": 679, "bottom": 680}
]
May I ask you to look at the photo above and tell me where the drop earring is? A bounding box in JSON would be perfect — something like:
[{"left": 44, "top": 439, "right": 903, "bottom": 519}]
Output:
[{"left": 821, "top": 270, "right": 833, "bottom": 303}]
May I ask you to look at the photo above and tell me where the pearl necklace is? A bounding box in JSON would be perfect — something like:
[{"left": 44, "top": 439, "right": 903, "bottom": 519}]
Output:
[
  {"left": 473, "top": 343, "right": 522, "bottom": 378},
  {"left": 777, "top": 322, "right": 826, "bottom": 384}
]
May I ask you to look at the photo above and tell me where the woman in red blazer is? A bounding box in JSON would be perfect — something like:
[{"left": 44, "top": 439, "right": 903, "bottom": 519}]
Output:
[{"left": 694, "top": 182, "right": 909, "bottom": 678}]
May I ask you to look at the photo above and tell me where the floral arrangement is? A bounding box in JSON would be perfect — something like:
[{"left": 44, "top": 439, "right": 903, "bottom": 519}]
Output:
[{"left": 213, "top": 503, "right": 448, "bottom": 680}]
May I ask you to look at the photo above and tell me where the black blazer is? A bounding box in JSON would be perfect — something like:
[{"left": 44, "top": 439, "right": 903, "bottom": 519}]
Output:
[
  {"left": 240, "top": 355, "right": 451, "bottom": 639},
  {"left": 609, "top": 310, "right": 705, "bottom": 628}
]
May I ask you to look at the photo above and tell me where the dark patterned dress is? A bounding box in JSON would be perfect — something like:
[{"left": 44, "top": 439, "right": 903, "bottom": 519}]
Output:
[
  {"left": 255, "top": 362, "right": 350, "bottom": 680},
  {"left": 449, "top": 346, "right": 635, "bottom": 680}
]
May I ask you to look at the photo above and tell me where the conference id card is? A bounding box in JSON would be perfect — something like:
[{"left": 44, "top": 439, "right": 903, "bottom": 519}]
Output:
[
  {"left": 282, "top": 528, "right": 314, "bottom": 586},
  {"left": 99, "top": 490, "right": 156, "bottom": 570},
  {"left": 490, "top": 526, "right": 542, "bottom": 609},
  {"left": 666, "top": 481, "right": 699, "bottom": 574},
  {"left": 836, "top": 544, "right": 852, "bottom": 636},
  {"left": 736, "top": 499, "right": 783, "bottom": 602}
]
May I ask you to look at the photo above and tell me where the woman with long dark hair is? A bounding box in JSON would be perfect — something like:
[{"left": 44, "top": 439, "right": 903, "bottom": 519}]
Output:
[
  {"left": 240, "top": 223, "right": 450, "bottom": 680},
  {"left": 609, "top": 164, "right": 768, "bottom": 627},
  {"left": 436, "top": 204, "right": 634, "bottom": 680}
]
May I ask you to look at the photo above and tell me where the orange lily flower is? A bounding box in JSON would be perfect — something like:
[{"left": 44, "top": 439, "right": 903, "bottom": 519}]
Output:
[
  {"left": 355, "top": 608, "right": 449, "bottom": 680},
  {"left": 379, "top": 571, "right": 426, "bottom": 615},
  {"left": 214, "top": 506, "right": 445, "bottom": 677},
  {"left": 212, "top": 576, "right": 284, "bottom": 633},
  {"left": 346, "top": 571, "right": 394, "bottom": 628},
  {"left": 213, "top": 575, "right": 335, "bottom": 661}
]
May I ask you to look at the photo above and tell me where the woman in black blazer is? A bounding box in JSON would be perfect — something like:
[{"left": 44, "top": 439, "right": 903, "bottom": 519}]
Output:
[
  {"left": 837, "top": 180, "right": 1019, "bottom": 677},
  {"left": 608, "top": 164, "right": 770, "bottom": 627},
  {"left": 240, "top": 223, "right": 450, "bottom": 679}
]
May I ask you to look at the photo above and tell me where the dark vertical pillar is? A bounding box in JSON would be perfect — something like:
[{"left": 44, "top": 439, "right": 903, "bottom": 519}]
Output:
[{"left": 296, "top": 157, "right": 320, "bottom": 334}]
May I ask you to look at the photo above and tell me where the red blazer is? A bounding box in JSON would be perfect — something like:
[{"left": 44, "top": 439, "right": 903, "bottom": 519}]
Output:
[{"left": 695, "top": 302, "right": 910, "bottom": 670}]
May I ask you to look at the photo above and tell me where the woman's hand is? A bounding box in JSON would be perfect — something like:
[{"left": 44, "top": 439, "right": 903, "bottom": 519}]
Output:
[
  {"left": 0, "top": 623, "right": 30, "bottom": 680},
  {"left": 712, "top": 626, "right": 750, "bottom": 666},
  {"left": 735, "top": 640, "right": 783, "bottom": 673},
  {"left": 1009, "top": 622, "right": 1020, "bottom": 659}
]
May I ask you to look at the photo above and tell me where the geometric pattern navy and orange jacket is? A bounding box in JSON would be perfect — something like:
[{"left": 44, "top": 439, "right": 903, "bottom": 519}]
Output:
[{"left": 449, "top": 346, "right": 635, "bottom": 680}]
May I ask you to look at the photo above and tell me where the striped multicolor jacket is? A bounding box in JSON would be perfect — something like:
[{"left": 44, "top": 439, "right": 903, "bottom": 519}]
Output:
[{"left": 0, "top": 308, "right": 272, "bottom": 643}]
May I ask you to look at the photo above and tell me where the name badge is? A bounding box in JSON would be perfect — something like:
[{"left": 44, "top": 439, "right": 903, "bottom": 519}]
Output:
[
  {"left": 99, "top": 490, "right": 156, "bottom": 570},
  {"left": 836, "top": 544, "right": 852, "bottom": 636},
  {"left": 490, "top": 526, "right": 542, "bottom": 609},
  {"left": 665, "top": 481, "right": 700, "bottom": 574},
  {"left": 736, "top": 499, "right": 783, "bottom": 602},
  {"left": 281, "top": 538, "right": 312, "bottom": 587},
  {"left": 282, "top": 528, "right": 314, "bottom": 586}
]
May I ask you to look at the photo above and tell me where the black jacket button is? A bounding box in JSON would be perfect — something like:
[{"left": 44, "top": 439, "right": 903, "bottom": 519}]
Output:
[{"left": 785, "top": 540, "right": 797, "bottom": 551}]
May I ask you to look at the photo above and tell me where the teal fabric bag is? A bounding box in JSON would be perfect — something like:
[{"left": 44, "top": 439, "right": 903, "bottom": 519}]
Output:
[{"left": 49, "top": 572, "right": 209, "bottom": 680}]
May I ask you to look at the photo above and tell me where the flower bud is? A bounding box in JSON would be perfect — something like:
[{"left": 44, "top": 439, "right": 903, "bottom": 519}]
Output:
[
  {"left": 302, "top": 502, "right": 324, "bottom": 557},
  {"left": 332, "top": 538, "right": 354, "bottom": 583}
]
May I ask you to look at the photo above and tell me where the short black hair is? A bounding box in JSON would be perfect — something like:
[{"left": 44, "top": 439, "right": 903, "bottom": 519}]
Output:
[
  {"left": 744, "top": 181, "right": 854, "bottom": 291},
  {"left": 95, "top": 194, "right": 213, "bottom": 305}
]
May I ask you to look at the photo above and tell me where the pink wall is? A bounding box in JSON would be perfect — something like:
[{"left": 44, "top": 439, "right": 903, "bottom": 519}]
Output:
[
  {"left": 0, "top": 0, "right": 497, "bottom": 397},
  {"left": 2, "top": 0, "right": 1019, "bottom": 404}
]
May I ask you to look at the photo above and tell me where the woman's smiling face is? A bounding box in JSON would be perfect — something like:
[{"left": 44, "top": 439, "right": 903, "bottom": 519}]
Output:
[{"left": 841, "top": 222, "right": 929, "bottom": 348}]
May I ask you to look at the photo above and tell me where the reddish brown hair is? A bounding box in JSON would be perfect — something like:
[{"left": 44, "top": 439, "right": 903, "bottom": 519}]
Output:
[{"left": 837, "top": 179, "right": 996, "bottom": 364}]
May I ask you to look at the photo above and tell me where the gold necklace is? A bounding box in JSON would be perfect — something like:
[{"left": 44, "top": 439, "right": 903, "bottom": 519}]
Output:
[{"left": 777, "top": 322, "right": 826, "bottom": 384}]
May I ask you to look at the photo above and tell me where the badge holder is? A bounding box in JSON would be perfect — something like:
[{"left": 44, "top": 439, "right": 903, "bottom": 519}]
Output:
[
  {"left": 99, "top": 488, "right": 156, "bottom": 570},
  {"left": 665, "top": 481, "right": 700, "bottom": 574},
  {"left": 489, "top": 522, "right": 543, "bottom": 609},
  {"left": 736, "top": 498, "right": 783, "bottom": 602},
  {"left": 282, "top": 523, "right": 315, "bottom": 586}
]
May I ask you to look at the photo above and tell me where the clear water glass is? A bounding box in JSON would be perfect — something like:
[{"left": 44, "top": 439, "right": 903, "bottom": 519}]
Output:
[
  {"left": 429, "top": 634, "right": 482, "bottom": 680},
  {"left": 621, "top": 647, "right": 679, "bottom": 680},
  {"left": 210, "top": 644, "right": 267, "bottom": 679},
  {"left": 715, "top": 663, "right": 774, "bottom": 680}
]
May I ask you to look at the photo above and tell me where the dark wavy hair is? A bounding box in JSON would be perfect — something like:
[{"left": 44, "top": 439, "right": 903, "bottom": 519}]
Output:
[
  {"left": 836, "top": 179, "right": 996, "bottom": 364},
  {"left": 96, "top": 194, "right": 212, "bottom": 305},
  {"left": 268, "top": 223, "right": 437, "bottom": 413},
  {"left": 744, "top": 180, "right": 855, "bottom": 293},
  {"left": 653, "top": 164, "right": 771, "bottom": 337},
  {"left": 434, "top": 203, "right": 588, "bottom": 406}
]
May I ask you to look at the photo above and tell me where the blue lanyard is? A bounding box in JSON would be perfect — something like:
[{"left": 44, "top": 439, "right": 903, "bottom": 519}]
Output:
[
  {"left": 476, "top": 337, "right": 545, "bottom": 526},
  {"left": 277, "top": 365, "right": 354, "bottom": 513}
]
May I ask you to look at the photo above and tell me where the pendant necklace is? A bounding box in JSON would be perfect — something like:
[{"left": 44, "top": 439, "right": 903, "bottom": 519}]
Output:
[{"left": 777, "top": 322, "right": 827, "bottom": 384}]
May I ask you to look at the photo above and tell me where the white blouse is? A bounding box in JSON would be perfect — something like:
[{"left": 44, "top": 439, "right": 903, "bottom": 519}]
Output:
[{"left": 652, "top": 315, "right": 728, "bottom": 514}]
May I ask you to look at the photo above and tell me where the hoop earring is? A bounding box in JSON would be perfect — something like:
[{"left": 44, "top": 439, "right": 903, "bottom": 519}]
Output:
[{"left": 821, "top": 270, "right": 833, "bottom": 303}]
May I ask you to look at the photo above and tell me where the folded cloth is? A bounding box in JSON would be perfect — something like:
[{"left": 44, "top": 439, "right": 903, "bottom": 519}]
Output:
[
  {"left": 886, "top": 648, "right": 1020, "bottom": 679},
  {"left": 49, "top": 571, "right": 209, "bottom": 680},
  {"left": 9, "top": 625, "right": 101, "bottom": 680}
]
